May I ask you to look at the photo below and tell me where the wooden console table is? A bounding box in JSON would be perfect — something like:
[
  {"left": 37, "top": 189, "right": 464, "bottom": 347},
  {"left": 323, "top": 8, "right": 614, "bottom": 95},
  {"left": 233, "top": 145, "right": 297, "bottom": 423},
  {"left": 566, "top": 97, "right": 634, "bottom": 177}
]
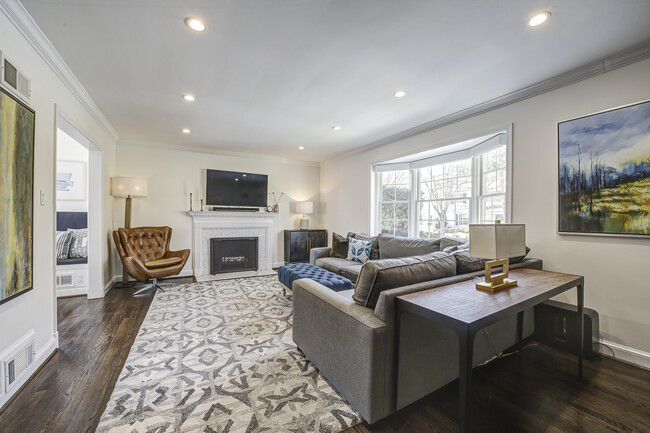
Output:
[{"left": 393, "top": 268, "right": 584, "bottom": 433}]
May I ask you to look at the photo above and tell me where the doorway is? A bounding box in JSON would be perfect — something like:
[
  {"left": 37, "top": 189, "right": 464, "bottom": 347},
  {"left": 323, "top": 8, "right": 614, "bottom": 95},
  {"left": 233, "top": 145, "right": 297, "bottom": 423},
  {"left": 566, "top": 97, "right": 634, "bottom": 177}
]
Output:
[{"left": 55, "top": 113, "right": 104, "bottom": 299}]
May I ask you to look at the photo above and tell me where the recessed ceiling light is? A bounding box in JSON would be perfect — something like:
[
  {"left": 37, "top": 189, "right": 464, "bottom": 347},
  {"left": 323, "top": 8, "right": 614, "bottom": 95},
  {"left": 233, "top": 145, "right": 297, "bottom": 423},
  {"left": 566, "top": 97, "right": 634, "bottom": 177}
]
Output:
[
  {"left": 242, "top": 174, "right": 247, "bottom": 177},
  {"left": 298, "top": 146, "right": 305, "bottom": 150},
  {"left": 393, "top": 90, "right": 407, "bottom": 98},
  {"left": 528, "top": 11, "right": 550, "bottom": 27},
  {"left": 182, "top": 94, "right": 195, "bottom": 102},
  {"left": 331, "top": 125, "right": 341, "bottom": 131},
  {"left": 181, "top": 128, "right": 191, "bottom": 134},
  {"left": 185, "top": 17, "right": 206, "bottom": 32}
]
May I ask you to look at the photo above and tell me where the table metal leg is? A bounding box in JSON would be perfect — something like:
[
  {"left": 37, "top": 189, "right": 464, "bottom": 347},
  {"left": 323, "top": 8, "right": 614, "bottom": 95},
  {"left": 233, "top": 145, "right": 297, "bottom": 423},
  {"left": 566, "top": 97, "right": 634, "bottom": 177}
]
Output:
[
  {"left": 458, "top": 326, "right": 476, "bottom": 433},
  {"left": 516, "top": 311, "right": 524, "bottom": 351},
  {"left": 393, "top": 300, "right": 402, "bottom": 412},
  {"left": 577, "top": 283, "right": 584, "bottom": 377}
]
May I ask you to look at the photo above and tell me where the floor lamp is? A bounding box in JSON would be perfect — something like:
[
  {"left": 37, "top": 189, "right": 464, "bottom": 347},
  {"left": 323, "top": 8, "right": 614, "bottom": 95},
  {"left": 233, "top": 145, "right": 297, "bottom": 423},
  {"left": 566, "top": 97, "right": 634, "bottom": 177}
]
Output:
[{"left": 111, "top": 177, "right": 148, "bottom": 287}]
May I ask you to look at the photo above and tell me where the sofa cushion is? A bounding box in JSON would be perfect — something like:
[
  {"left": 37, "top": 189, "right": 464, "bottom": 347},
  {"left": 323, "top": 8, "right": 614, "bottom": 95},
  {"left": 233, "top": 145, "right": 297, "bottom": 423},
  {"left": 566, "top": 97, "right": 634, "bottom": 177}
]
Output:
[
  {"left": 347, "top": 237, "right": 372, "bottom": 263},
  {"left": 377, "top": 233, "right": 442, "bottom": 259},
  {"left": 340, "top": 264, "right": 363, "bottom": 282},
  {"left": 353, "top": 252, "right": 456, "bottom": 308},
  {"left": 315, "top": 257, "right": 354, "bottom": 274},
  {"left": 67, "top": 228, "right": 88, "bottom": 258},
  {"left": 329, "top": 232, "right": 349, "bottom": 258},
  {"left": 452, "top": 250, "right": 486, "bottom": 274},
  {"left": 510, "top": 246, "right": 531, "bottom": 264},
  {"left": 348, "top": 232, "right": 379, "bottom": 260},
  {"left": 56, "top": 230, "right": 73, "bottom": 260}
]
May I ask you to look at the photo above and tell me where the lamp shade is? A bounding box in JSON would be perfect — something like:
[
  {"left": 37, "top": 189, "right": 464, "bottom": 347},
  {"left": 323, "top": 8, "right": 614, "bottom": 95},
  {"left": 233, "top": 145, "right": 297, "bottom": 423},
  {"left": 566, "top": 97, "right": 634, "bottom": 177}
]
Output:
[
  {"left": 110, "top": 177, "right": 148, "bottom": 198},
  {"left": 295, "top": 201, "right": 313, "bottom": 214},
  {"left": 469, "top": 224, "right": 526, "bottom": 259}
]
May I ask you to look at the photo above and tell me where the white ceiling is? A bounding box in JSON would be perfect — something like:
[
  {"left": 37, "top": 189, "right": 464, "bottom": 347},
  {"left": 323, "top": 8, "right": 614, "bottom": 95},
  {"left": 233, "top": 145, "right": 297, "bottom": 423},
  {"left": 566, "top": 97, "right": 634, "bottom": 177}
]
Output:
[{"left": 21, "top": 0, "right": 650, "bottom": 162}]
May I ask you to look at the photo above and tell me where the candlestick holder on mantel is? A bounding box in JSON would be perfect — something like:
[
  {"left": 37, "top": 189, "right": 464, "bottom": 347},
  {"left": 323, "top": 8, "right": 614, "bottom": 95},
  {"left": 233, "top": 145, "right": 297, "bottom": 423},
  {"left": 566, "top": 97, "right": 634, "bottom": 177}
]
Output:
[{"left": 189, "top": 193, "right": 193, "bottom": 211}]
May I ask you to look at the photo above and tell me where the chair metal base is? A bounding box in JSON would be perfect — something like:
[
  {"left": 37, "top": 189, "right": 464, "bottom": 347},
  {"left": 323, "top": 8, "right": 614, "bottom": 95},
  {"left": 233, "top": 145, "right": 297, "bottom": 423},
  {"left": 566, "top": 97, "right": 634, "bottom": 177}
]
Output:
[{"left": 133, "top": 278, "right": 165, "bottom": 296}]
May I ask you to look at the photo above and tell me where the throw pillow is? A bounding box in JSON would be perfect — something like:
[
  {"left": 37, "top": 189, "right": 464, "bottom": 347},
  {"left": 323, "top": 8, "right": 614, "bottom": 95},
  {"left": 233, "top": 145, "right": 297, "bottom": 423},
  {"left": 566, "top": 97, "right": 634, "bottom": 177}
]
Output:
[
  {"left": 67, "top": 228, "right": 88, "bottom": 258},
  {"left": 348, "top": 232, "right": 379, "bottom": 260},
  {"left": 56, "top": 230, "right": 73, "bottom": 260},
  {"left": 353, "top": 252, "right": 457, "bottom": 308},
  {"left": 329, "top": 232, "right": 349, "bottom": 258},
  {"left": 440, "top": 237, "right": 465, "bottom": 251},
  {"left": 453, "top": 250, "right": 486, "bottom": 274},
  {"left": 347, "top": 237, "right": 372, "bottom": 263}
]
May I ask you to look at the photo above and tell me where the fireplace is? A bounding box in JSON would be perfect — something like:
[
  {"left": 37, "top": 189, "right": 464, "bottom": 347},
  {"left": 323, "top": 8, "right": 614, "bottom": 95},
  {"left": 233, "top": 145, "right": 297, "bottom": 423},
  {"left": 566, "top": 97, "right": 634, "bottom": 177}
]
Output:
[{"left": 210, "top": 237, "right": 259, "bottom": 274}]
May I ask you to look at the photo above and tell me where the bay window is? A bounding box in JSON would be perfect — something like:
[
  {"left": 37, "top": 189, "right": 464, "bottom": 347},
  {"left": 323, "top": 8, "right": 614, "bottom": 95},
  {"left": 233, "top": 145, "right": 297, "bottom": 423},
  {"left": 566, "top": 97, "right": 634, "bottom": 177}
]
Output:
[{"left": 373, "top": 130, "right": 511, "bottom": 238}]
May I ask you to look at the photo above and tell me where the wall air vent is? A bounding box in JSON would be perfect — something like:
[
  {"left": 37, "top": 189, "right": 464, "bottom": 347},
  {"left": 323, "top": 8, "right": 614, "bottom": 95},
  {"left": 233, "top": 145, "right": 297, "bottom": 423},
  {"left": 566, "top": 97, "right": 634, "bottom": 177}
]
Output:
[
  {"left": 0, "top": 51, "right": 31, "bottom": 103},
  {"left": 57, "top": 274, "right": 74, "bottom": 288}
]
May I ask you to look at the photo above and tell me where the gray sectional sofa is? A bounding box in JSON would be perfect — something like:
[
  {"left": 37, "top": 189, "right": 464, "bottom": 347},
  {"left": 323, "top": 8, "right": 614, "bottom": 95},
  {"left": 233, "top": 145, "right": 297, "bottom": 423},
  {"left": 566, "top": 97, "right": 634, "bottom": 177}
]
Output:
[{"left": 292, "top": 232, "right": 542, "bottom": 424}]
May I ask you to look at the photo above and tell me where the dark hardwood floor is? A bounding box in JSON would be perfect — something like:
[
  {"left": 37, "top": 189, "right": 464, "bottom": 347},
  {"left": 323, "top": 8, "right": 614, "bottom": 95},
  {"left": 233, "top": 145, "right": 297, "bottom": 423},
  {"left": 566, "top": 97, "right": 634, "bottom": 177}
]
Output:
[
  {"left": 345, "top": 344, "right": 650, "bottom": 433},
  {"left": 1, "top": 279, "right": 648, "bottom": 433}
]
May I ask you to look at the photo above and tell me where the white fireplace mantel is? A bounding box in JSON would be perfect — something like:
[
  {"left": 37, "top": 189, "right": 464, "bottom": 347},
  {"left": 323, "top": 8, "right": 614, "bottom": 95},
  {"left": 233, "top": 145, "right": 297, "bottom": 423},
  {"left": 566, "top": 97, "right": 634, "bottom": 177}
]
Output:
[{"left": 187, "top": 211, "right": 278, "bottom": 277}]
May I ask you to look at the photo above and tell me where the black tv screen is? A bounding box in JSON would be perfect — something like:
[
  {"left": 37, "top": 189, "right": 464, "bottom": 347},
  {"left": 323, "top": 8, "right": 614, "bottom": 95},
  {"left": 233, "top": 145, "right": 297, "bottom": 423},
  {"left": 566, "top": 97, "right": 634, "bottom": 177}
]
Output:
[{"left": 206, "top": 169, "right": 268, "bottom": 207}]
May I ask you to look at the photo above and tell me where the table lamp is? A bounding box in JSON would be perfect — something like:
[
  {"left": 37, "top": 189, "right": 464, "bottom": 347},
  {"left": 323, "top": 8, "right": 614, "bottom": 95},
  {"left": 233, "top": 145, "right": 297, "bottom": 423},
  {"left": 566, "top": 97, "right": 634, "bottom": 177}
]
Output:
[
  {"left": 296, "top": 201, "right": 313, "bottom": 229},
  {"left": 111, "top": 177, "right": 148, "bottom": 287},
  {"left": 469, "top": 223, "right": 526, "bottom": 294}
]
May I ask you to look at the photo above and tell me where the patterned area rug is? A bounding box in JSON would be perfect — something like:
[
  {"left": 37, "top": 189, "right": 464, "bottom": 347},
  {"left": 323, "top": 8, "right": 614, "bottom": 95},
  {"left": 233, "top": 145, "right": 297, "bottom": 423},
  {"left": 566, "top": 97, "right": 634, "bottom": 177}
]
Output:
[{"left": 96, "top": 276, "right": 361, "bottom": 433}]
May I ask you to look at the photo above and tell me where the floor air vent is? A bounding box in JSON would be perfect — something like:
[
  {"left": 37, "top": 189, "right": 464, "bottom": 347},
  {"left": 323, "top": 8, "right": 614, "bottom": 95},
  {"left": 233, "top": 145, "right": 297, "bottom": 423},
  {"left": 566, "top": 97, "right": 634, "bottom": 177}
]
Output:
[{"left": 2, "top": 331, "right": 35, "bottom": 392}]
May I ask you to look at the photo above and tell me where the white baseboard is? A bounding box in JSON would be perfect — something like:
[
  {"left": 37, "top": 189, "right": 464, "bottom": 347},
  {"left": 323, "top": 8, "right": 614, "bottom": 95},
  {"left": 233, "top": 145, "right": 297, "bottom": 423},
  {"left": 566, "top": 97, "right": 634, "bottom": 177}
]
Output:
[
  {"left": 596, "top": 338, "right": 650, "bottom": 369},
  {"left": 56, "top": 286, "right": 88, "bottom": 298},
  {"left": 104, "top": 275, "right": 119, "bottom": 294},
  {"left": 0, "top": 335, "right": 58, "bottom": 410}
]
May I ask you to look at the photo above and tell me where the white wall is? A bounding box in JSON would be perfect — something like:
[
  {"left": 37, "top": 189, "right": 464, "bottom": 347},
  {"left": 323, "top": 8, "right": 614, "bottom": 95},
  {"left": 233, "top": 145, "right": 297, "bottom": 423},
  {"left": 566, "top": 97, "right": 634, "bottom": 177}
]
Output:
[
  {"left": 0, "top": 2, "right": 117, "bottom": 408},
  {"left": 56, "top": 128, "right": 88, "bottom": 212},
  {"left": 321, "top": 59, "right": 650, "bottom": 362},
  {"left": 113, "top": 143, "right": 321, "bottom": 275}
]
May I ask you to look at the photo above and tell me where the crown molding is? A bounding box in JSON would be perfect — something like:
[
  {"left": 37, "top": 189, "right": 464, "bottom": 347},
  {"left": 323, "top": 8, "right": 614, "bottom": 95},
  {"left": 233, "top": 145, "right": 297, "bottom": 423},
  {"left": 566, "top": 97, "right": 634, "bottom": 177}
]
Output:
[
  {"left": 0, "top": 0, "right": 120, "bottom": 142},
  {"left": 326, "top": 39, "right": 650, "bottom": 163},
  {"left": 118, "top": 139, "right": 321, "bottom": 167}
]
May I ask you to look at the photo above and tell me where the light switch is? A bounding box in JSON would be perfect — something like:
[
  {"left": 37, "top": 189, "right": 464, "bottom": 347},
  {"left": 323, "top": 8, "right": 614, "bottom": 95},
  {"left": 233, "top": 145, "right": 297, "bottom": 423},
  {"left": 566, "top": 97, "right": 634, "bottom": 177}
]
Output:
[{"left": 40, "top": 190, "right": 46, "bottom": 205}]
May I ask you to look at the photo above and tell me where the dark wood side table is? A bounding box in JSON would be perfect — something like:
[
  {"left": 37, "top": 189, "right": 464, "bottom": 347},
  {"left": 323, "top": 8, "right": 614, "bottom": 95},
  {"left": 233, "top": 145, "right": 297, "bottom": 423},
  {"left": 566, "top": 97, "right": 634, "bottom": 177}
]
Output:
[
  {"left": 283, "top": 229, "right": 327, "bottom": 263},
  {"left": 394, "top": 268, "right": 584, "bottom": 433}
]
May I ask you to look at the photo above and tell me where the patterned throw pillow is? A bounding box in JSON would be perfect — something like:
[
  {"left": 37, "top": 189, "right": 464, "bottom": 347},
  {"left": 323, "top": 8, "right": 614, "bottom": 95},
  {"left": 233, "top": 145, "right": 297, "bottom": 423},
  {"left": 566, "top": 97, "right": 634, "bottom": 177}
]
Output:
[
  {"left": 67, "top": 228, "right": 88, "bottom": 258},
  {"left": 347, "top": 237, "right": 372, "bottom": 263},
  {"left": 56, "top": 231, "right": 73, "bottom": 260}
]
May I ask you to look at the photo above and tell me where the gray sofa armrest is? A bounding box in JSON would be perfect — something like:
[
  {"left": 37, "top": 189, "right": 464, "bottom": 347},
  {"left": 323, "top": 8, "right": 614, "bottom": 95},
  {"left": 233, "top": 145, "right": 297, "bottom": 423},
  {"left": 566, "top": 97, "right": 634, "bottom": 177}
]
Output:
[
  {"left": 292, "top": 278, "right": 391, "bottom": 423},
  {"left": 310, "top": 247, "right": 332, "bottom": 264}
]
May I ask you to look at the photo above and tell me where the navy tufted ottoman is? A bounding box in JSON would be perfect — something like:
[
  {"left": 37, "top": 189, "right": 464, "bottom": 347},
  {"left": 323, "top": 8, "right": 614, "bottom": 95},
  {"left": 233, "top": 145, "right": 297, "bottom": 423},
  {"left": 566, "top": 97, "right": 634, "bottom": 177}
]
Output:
[{"left": 278, "top": 263, "right": 353, "bottom": 295}]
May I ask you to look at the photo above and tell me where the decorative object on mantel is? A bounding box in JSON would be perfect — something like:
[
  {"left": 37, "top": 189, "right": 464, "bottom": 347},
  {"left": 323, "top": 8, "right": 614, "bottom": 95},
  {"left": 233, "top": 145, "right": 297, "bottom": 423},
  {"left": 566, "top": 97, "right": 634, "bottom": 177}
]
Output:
[
  {"left": 199, "top": 186, "right": 204, "bottom": 211},
  {"left": 269, "top": 191, "right": 284, "bottom": 212},
  {"left": 110, "top": 177, "right": 148, "bottom": 287},
  {"left": 469, "top": 223, "right": 526, "bottom": 294},
  {"left": 558, "top": 99, "right": 650, "bottom": 238},
  {"left": 189, "top": 192, "right": 193, "bottom": 211},
  {"left": 296, "top": 201, "right": 314, "bottom": 229},
  {"left": 0, "top": 87, "right": 35, "bottom": 306}
]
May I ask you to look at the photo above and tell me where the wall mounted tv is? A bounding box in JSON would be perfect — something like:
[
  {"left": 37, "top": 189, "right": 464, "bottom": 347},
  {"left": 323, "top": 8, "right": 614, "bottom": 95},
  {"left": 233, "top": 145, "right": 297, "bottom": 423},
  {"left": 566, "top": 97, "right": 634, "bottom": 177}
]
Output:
[{"left": 206, "top": 169, "right": 268, "bottom": 207}]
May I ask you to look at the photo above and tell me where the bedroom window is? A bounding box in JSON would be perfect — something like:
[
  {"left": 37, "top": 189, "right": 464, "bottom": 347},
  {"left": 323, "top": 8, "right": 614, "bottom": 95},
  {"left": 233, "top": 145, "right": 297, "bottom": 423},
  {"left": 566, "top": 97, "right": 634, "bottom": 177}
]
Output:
[{"left": 372, "top": 129, "right": 511, "bottom": 238}]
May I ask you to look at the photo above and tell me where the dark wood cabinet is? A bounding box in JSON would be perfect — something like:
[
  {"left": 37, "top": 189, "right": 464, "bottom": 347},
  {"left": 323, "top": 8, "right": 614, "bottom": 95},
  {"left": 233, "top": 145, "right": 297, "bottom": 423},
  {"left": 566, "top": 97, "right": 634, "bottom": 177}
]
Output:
[{"left": 284, "top": 229, "right": 327, "bottom": 263}]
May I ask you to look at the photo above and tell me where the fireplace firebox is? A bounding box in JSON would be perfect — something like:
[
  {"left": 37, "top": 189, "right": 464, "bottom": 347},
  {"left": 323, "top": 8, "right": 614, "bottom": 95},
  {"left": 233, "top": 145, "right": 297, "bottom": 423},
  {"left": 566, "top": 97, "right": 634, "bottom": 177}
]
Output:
[{"left": 210, "top": 237, "right": 258, "bottom": 274}]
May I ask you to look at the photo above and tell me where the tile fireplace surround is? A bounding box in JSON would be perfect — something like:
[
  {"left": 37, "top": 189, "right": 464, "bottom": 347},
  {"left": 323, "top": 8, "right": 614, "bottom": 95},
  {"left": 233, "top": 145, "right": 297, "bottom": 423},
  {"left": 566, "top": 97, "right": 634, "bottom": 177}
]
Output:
[{"left": 186, "top": 211, "right": 278, "bottom": 278}]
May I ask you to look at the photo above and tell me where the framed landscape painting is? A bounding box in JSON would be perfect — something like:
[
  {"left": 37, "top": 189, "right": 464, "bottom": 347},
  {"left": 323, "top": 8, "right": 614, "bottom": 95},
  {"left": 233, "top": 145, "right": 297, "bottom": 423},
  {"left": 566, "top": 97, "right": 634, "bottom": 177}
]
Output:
[
  {"left": 0, "top": 87, "right": 35, "bottom": 304},
  {"left": 558, "top": 100, "right": 650, "bottom": 237}
]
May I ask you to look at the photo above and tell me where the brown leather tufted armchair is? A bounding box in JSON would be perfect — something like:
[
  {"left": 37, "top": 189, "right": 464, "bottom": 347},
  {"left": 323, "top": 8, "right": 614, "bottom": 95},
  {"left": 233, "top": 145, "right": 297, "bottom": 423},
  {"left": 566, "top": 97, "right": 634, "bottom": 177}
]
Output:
[{"left": 113, "top": 226, "right": 190, "bottom": 295}]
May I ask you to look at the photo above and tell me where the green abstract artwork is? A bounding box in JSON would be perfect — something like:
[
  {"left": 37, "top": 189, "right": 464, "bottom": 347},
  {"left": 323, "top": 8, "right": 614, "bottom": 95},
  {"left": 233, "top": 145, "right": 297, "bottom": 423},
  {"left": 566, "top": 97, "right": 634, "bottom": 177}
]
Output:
[
  {"left": 558, "top": 100, "right": 650, "bottom": 237},
  {"left": 0, "top": 88, "right": 35, "bottom": 304}
]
